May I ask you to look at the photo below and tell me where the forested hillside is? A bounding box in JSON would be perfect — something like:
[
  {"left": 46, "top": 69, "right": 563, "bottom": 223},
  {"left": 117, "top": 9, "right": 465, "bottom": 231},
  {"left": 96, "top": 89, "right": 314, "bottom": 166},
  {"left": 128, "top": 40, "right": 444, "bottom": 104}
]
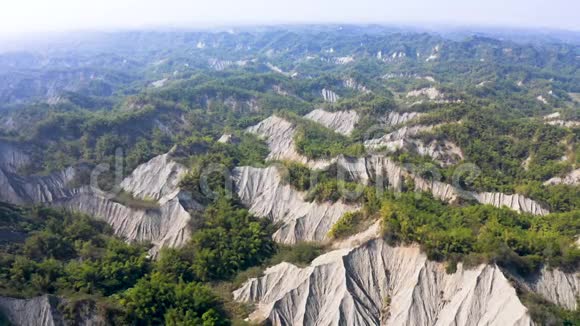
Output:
[{"left": 0, "top": 26, "right": 578, "bottom": 325}]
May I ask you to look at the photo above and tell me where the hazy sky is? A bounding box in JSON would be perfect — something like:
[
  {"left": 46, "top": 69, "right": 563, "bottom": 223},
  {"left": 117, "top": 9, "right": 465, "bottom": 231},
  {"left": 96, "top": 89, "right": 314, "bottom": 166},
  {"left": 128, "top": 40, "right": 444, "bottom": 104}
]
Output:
[{"left": 0, "top": 0, "right": 578, "bottom": 38}]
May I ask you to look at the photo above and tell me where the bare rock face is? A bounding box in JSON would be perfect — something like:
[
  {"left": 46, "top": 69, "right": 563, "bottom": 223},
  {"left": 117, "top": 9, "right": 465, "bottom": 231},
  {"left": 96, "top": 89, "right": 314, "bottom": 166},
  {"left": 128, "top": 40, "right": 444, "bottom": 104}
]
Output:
[
  {"left": 381, "top": 111, "right": 423, "bottom": 127},
  {"left": 57, "top": 188, "right": 197, "bottom": 255},
  {"left": 234, "top": 238, "right": 535, "bottom": 326},
  {"left": 474, "top": 192, "right": 549, "bottom": 216},
  {"left": 120, "top": 152, "right": 187, "bottom": 202},
  {"left": 0, "top": 166, "right": 78, "bottom": 206},
  {"left": 0, "top": 141, "right": 31, "bottom": 172},
  {"left": 0, "top": 295, "right": 61, "bottom": 326},
  {"left": 517, "top": 267, "right": 579, "bottom": 310},
  {"left": 217, "top": 133, "right": 233, "bottom": 143},
  {"left": 544, "top": 169, "right": 580, "bottom": 186},
  {"left": 365, "top": 125, "right": 432, "bottom": 151},
  {"left": 232, "top": 166, "right": 360, "bottom": 244},
  {"left": 247, "top": 116, "right": 333, "bottom": 169},
  {"left": 321, "top": 88, "right": 339, "bottom": 103},
  {"left": 0, "top": 295, "right": 107, "bottom": 326},
  {"left": 335, "top": 155, "right": 549, "bottom": 215},
  {"left": 406, "top": 87, "right": 443, "bottom": 100},
  {"left": 412, "top": 139, "right": 464, "bottom": 167},
  {"left": 364, "top": 125, "right": 463, "bottom": 167},
  {"left": 545, "top": 120, "right": 580, "bottom": 128},
  {"left": 342, "top": 78, "right": 370, "bottom": 93},
  {"left": 304, "top": 109, "right": 359, "bottom": 136},
  {"left": 208, "top": 58, "right": 232, "bottom": 71},
  {"left": 0, "top": 150, "right": 200, "bottom": 254},
  {"left": 0, "top": 141, "right": 79, "bottom": 205},
  {"left": 334, "top": 56, "right": 355, "bottom": 64},
  {"left": 64, "top": 152, "right": 199, "bottom": 254},
  {"left": 543, "top": 112, "right": 580, "bottom": 128},
  {"left": 337, "top": 155, "right": 460, "bottom": 203}
]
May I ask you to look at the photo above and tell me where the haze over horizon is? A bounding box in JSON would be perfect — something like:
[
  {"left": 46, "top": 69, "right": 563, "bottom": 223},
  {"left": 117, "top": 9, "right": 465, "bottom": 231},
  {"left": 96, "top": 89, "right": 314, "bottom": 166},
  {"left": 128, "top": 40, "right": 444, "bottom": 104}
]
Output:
[{"left": 0, "top": 0, "right": 578, "bottom": 40}]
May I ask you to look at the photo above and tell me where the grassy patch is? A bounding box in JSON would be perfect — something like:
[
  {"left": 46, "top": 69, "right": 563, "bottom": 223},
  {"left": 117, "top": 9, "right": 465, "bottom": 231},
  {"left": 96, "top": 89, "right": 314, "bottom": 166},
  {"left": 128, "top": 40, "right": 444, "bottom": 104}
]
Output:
[
  {"left": 111, "top": 191, "right": 160, "bottom": 210},
  {"left": 328, "top": 211, "right": 367, "bottom": 239},
  {"left": 268, "top": 242, "right": 326, "bottom": 267},
  {"left": 520, "top": 291, "right": 580, "bottom": 325}
]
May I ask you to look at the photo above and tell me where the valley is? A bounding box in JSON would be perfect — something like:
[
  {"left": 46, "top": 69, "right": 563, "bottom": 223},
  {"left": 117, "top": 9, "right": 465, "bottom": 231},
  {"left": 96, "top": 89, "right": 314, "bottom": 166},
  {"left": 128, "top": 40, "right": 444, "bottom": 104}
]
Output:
[{"left": 0, "top": 26, "right": 578, "bottom": 325}]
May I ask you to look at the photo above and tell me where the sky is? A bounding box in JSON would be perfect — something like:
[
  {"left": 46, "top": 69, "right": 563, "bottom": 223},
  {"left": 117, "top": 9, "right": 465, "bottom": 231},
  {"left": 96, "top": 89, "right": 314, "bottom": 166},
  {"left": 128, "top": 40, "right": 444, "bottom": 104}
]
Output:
[{"left": 0, "top": 0, "right": 578, "bottom": 39}]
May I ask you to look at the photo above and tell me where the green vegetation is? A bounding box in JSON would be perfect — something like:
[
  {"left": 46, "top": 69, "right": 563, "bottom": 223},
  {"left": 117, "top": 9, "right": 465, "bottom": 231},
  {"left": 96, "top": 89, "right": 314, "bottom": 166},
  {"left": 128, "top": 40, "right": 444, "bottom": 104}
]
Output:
[
  {"left": 294, "top": 122, "right": 365, "bottom": 160},
  {"left": 0, "top": 204, "right": 150, "bottom": 298},
  {"left": 328, "top": 211, "right": 364, "bottom": 239},
  {"left": 520, "top": 292, "right": 580, "bottom": 326},
  {"left": 279, "top": 160, "right": 313, "bottom": 191},
  {"left": 275, "top": 112, "right": 365, "bottom": 160},
  {"left": 111, "top": 191, "right": 160, "bottom": 210},
  {"left": 120, "top": 273, "right": 228, "bottom": 325},
  {"left": 0, "top": 203, "right": 153, "bottom": 322},
  {"left": 379, "top": 192, "right": 580, "bottom": 274},
  {"left": 440, "top": 110, "right": 570, "bottom": 189},
  {"left": 421, "top": 106, "right": 580, "bottom": 212},
  {"left": 178, "top": 134, "right": 269, "bottom": 204},
  {"left": 0, "top": 198, "right": 275, "bottom": 324},
  {"left": 1, "top": 27, "right": 579, "bottom": 324},
  {"left": 186, "top": 197, "right": 276, "bottom": 281},
  {"left": 266, "top": 242, "right": 326, "bottom": 267},
  {"left": 279, "top": 160, "right": 367, "bottom": 204}
]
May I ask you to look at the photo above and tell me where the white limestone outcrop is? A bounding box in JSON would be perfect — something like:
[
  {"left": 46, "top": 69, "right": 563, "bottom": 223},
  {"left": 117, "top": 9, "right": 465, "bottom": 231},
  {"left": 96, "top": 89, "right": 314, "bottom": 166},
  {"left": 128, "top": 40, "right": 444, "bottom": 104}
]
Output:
[
  {"left": 0, "top": 295, "right": 60, "bottom": 326},
  {"left": 232, "top": 166, "right": 360, "bottom": 244},
  {"left": 473, "top": 192, "right": 549, "bottom": 216},
  {"left": 217, "top": 133, "right": 233, "bottom": 143},
  {"left": 365, "top": 125, "right": 432, "bottom": 151},
  {"left": 304, "top": 109, "right": 359, "bottom": 136},
  {"left": 0, "top": 150, "right": 200, "bottom": 254},
  {"left": 414, "top": 139, "right": 464, "bottom": 167},
  {"left": 335, "top": 155, "right": 549, "bottom": 215},
  {"left": 381, "top": 111, "right": 423, "bottom": 127},
  {"left": 364, "top": 125, "right": 463, "bottom": 166},
  {"left": 546, "top": 120, "right": 580, "bottom": 128},
  {"left": 234, "top": 238, "right": 535, "bottom": 326},
  {"left": 537, "top": 95, "right": 548, "bottom": 104},
  {"left": 0, "top": 141, "right": 31, "bottom": 172},
  {"left": 543, "top": 169, "right": 580, "bottom": 186},
  {"left": 406, "top": 87, "right": 443, "bottom": 100},
  {"left": 0, "top": 166, "right": 78, "bottom": 206},
  {"left": 208, "top": 58, "right": 232, "bottom": 71},
  {"left": 120, "top": 152, "right": 187, "bottom": 202},
  {"left": 150, "top": 78, "right": 168, "bottom": 88},
  {"left": 334, "top": 56, "right": 354, "bottom": 64},
  {"left": 0, "top": 295, "right": 106, "bottom": 326},
  {"left": 56, "top": 187, "right": 197, "bottom": 254},
  {"left": 517, "top": 267, "right": 579, "bottom": 310},
  {"left": 246, "top": 116, "right": 333, "bottom": 169},
  {"left": 321, "top": 88, "right": 339, "bottom": 103},
  {"left": 543, "top": 112, "right": 580, "bottom": 128},
  {"left": 342, "top": 78, "right": 370, "bottom": 93}
]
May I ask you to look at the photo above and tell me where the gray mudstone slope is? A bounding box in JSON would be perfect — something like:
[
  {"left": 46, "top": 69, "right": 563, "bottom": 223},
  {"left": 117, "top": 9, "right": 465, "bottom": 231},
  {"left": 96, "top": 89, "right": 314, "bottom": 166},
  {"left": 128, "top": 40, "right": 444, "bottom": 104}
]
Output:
[
  {"left": 235, "top": 239, "right": 535, "bottom": 326},
  {"left": 335, "top": 155, "right": 549, "bottom": 215},
  {"left": 232, "top": 165, "right": 359, "bottom": 244},
  {"left": 235, "top": 231, "right": 579, "bottom": 326},
  {"left": 304, "top": 109, "right": 359, "bottom": 136},
  {"left": 246, "top": 115, "right": 334, "bottom": 169},
  {"left": 0, "top": 143, "right": 200, "bottom": 254}
]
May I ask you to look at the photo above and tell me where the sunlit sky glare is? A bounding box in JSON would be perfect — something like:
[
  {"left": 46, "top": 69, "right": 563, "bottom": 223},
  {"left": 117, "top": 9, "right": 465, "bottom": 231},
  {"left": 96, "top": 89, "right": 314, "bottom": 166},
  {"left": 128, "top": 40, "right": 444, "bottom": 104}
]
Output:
[{"left": 0, "top": 0, "right": 578, "bottom": 39}]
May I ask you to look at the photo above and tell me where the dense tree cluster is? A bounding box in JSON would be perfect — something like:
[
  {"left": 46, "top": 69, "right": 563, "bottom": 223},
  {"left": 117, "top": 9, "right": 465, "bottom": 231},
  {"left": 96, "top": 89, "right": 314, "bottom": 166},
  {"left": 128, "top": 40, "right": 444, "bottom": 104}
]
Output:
[
  {"left": 0, "top": 28, "right": 579, "bottom": 325},
  {"left": 380, "top": 192, "right": 580, "bottom": 274}
]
